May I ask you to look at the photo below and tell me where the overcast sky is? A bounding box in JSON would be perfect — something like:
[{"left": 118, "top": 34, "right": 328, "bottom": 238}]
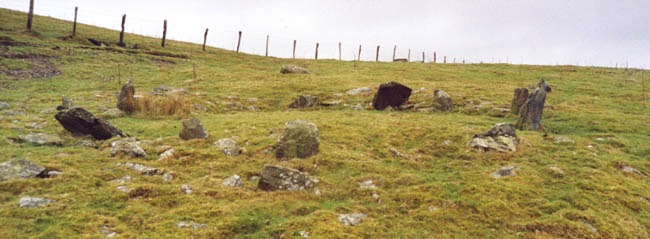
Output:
[{"left": 2, "top": 0, "right": 649, "bottom": 68}]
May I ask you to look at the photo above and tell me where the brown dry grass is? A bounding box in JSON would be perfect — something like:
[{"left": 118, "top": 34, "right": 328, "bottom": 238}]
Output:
[{"left": 135, "top": 92, "right": 191, "bottom": 117}]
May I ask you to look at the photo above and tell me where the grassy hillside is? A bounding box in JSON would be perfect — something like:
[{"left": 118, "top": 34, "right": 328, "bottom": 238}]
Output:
[{"left": 1, "top": 8, "right": 649, "bottom": 239}]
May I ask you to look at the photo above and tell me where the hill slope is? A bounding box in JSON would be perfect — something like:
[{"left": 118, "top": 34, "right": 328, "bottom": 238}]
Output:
[{"left": 1, "top": 8, "right": 649, "bottom": 239}]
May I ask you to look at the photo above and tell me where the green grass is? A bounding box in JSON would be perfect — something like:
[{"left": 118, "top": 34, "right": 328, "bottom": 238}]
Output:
[{"left": 1, "top": 8, "right": 649, "bottom": 239}]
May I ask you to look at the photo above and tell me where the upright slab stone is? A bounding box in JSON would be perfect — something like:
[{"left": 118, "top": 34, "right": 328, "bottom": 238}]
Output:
[
  {"left": 511, "top": 88, "right": 529, "bottom": 115},
  {"left": 275, "top": 120, "right": 319, "bottom": 158},
  {"left": 117, "top": 82, "right": 135, "bottom": 114},
  {"left": 55, "top": 107, "right": 126, "bottom": 140},
  {"left": 516, "top": 79, "right": 551, "bottom": 130},
  {"left": 257, "top": 164, "right": 318, "bottom": 191},
  {"left": 372, "top": 81, "right": 412, "bottom": 110},
  {"left": 179, "top": 118, "right": 209, "bottom": 140}
]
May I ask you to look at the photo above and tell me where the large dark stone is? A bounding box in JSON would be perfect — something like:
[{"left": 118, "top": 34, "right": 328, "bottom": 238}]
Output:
[
  {"left": 55, "top": 107, "right": 126, "bottom": 140},
  {"left": 516, "top": 79, "right": 551, "bottom": 130},
  {"left": 372, "top": 81, "right": 412, "bottom": 110},
  {"left": 257, "top": 164, "right": 318, "bottom": 191},
  {"left": 117, "top": 83, "right": 135, "bottom": 113},
  {"left": 511, "top": 88, "right": 529, "bottom": 115}
]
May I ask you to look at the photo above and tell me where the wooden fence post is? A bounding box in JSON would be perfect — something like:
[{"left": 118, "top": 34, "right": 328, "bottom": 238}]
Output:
[
  {"left": 358, "top": 45, "right": 362, "bottom": 62},
  {"left": 338, "top": 42, "right": 341, "bottom": 61},
  {"left": 265, "top": 35, "right": 269, "bottom": 57},
  {"left": 236, "top": 31, "right": 242, "bottom": 53},
  {"left": 202, "top": 28, "right": 208, "bottom": 51},
  {"left": 433, "top": 51, "right": 437, "bottom": 63},
  {"left": 72, "top": 7, "right": 78, "bottom": 37},
  {"left": 27, "top": 0, "right": 34, "bottom": 31},
  {"left": 454, "top": 58, "right": 456, "bottom": 64},
  {"left": 444, "top": 56, "right": 446, "bottom": 64},
  {"left": 463, "top": 59, "right": 465, "bottom": 64},
  {"left": 422, "top": 51, "right": 425, "bottom": 63},
  {"left": 161, "top": 20, "right": 167, "bottom": 47},
  {"left": 376, "top": 45, "right": 380, "bottom": 62},
  {"left": 292, "top": 40, "right": 296, "bottom": 59},
  {"left": 118, "top": 14, "right": 126, "bottom": 46},
  {"left": 392, "top": 45, "right": 396, "bottom": 61},
  {"left": 315, "top": 43, "right": 319, "bottom": 60},
  {"left": 407, "top": 49, "right": 411, "bottom": 62}
]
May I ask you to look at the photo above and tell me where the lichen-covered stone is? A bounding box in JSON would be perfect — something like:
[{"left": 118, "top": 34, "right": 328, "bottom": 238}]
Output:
[
  {"left": 275, "top": 120, "right": 319, "bottom": 158},
  {"left": 258, "top": 165, "right": 318, "bottom": 191},
  {"left": 516, "top": 79, "right": 551, "bottom": 130},
  {"left": 179, "top": 118, "right": 209, "bottom": 140},
  {"left": 117, "top": 83, "right": 135, "bottom": 113},
  {"left": 289, "top": 95, "right": 321, "bottom": 108},
  {"left": 467, "top": 123, "right": 519, "bottom": 152},
  {"left": 433, "top": 89, "right": 453, "bottom": 111},
  {"left": 0, "top": 158, "right": 45, "bottom": 182}
]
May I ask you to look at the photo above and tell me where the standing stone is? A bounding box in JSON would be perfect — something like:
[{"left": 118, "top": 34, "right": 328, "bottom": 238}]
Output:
[
  {"left": 289, "top": 95, "right": 321, "bottom": 108},
  {"left": 372, "top": 81, "right": 412, "bottom": 110},
  {"left": 516, "top": 79, "right": 551, "bottom": 130},
  {"left": 61, "top": 96, "right": 74, "bottom": 109},
  {"left": 117, "top": 82, "right": 135, "bottom": 114},
  {"left": 275, "top": 120, "right": 320, "bottom": 158},
  {"left": 179, "top": 118, "right": 209, "bottom": 140},
  {"left": 0, "top": 158, "right": 45, "bottom": 182},
  {"left": 55, "top": 107, "right": 126, "bottom": 140},
  {"left": 511, "top": 88, "right": 529, "bottom": 115},
  {"left": 433, "top": 89, "right": 453, "bottom": 111},
  {"left": 257, "top": 164, "right": 318, "bottom": 191}
]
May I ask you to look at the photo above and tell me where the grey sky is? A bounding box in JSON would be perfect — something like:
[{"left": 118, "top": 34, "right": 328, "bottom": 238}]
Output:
[{"left": 2, "top": 0, "right": 649, "bottom": 68}]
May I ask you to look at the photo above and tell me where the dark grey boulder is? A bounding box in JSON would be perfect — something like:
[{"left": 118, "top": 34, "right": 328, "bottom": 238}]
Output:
[
  {"left": 275, "top": 120, "right": 320, "bottom": 158},
  {"left": 372, "top": 81, "right": 412, "bottom": 110},
  {"left": 55, "top": 107, "right": 126, "bottom": 140},
  {"left": 511, "top": 88, "right": 529, "bottom": 115},
  {"left": 289, "top": 95, "right": 321, "bottom": 108},
  {"left": 179, "top": 118, "right": 209, "bottom": 140},
  {"left": 516, "top": 79, "right": 551, "bottom": 130},
  {"left": 0, "top": 158, "right": 45, "bottom": 182},
  {"left": 257, "top": 164, "right": 318, "bottom": 191}
]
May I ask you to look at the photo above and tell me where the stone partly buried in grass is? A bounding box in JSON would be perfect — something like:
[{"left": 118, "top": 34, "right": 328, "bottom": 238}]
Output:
[
  {"left": 467, "top": 123, "right": 519, "bottom": 152},
  {"left": 289, "top": 95, "right": 321, "bottom": 108},
  {"left": 280, "top": 64, "right": 310, "bottom": 74},
  {"left": 179, "top": 118, "right": 209, "bottom": 140},
  {"left": 110, "top": 139, "right": 147, "bottom": 158},
  {"left": 372, "top": 81, "right": 412, "bottom": 110},
  {"left": 432, "top": 89, "right": 453, "bottom": 111},
  {"left": 257, "top": 164, "right": 318, "bottom": 191},
  {"left": 17, "top": 133, "right": 63, "bottom": 146},
  {"left": 18, "top": 197, "right": 56, "bottom": 208},
  {"left": 275, "top": 120, "right": 320, "bottom": 159},
  {"left": 0, "top": 158, "right": 45, "bottom": 182},
  {"left": 55, "top": 107, "right": 127, "bottom": 140}
]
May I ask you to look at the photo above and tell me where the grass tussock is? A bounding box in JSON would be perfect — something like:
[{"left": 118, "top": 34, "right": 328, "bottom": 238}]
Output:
[{"left": 135, "top": 92, "right": 191, "bottom": 117}]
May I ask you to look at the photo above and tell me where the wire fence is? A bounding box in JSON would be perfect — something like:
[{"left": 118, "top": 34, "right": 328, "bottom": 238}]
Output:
[{"left": 1, "top": 0, "right": 644, "bottom": 68}]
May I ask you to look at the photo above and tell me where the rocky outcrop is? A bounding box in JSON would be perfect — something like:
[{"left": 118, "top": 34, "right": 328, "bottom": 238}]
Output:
[
  {"left": 275, "top": 120, "right": 320, "bottom": 158},
  {"left": 433, "top": 89, "right": 453, "bottom": 111},
  {"left": 511, "top": 88, "right": 529, "bottom": 115},
  {"left": 372, "top": 81, "right": 412, "bottom": 110},
  {"left": 257, "top": 165, "right": 318, "bottom": 191},
  {"left": 117, "top": 82, "right": 135, "bottom": 113},
  {"left": 280, "top": 65, "right": 310, "bottom": 74},
  {"left": 516, "top": 79, "right": 551, "bottom": 130},
  {"left": 289, "top": 95, "right": 321, "bottom": 108},
  {"left": 467, "top": 123, "right": 519, "bottom": 152},
  {"left": 179, "top": 118, "right": 209, "bottom": 140},
  {"left": 55, "top": 107, "right": 126, "bottom": 140},
  {"left": 0, "top": 158, "right": 45, "bottom": 182}
]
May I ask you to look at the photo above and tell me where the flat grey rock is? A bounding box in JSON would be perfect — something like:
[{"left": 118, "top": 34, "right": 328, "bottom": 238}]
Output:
[
  {"left": 338, "top": 213, "right": 367, "bottom": 226},
  {"left": 0, "top": 158, "right": 45, "bottom": 182},
  {"left": 18, "top": 197, "right": 55, "bottom": 208}
]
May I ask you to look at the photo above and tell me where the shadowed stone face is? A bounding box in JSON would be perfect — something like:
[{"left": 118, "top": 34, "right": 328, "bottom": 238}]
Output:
[
  {"left": 55, "top": 107, "right": 126, "bottom": 140},
  {"left": 372, "top": 81, "right": 412, "bottom": 110},
  {"left": 516, "top": 79, "right": 551, "bottom": 130}
]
